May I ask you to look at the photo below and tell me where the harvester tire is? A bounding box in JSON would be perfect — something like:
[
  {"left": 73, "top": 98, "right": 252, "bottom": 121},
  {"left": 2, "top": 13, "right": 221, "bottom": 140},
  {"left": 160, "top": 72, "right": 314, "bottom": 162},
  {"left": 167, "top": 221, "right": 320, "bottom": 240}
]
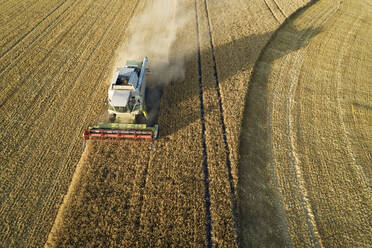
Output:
[{"left": 109, "top": 114, "right": 116, "bottom": 123}]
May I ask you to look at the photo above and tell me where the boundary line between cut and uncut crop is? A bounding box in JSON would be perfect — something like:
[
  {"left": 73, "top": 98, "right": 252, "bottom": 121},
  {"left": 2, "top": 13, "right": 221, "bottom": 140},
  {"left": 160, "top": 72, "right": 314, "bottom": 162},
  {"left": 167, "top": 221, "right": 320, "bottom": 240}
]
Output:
[
  {"left": 45, "top": 1, "right": 141, "bottom": 245},
  {"left": 0, "top": 0, "right": 68, "bottom": 60},
  {"left": 203, "top": 0, "right": 239, "bottom": 244},
  {"left": 194, "top": 0, "right": 212, "bottom": 247},
  {"left": 0, "top": 0, "right": 122, "bottom": 228}
]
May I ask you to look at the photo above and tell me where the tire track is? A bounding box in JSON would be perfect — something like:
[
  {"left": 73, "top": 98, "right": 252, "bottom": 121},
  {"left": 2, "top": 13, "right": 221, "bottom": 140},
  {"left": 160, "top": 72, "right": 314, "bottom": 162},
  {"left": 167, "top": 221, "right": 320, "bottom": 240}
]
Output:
[
  {"left": 272, "top": 0, "right": 287, "bottom": 19},
  {"left": 0, "top": 0, "right": 67, "bottom": 59},
  {"left": 263, "top": 0, "right": 281, "bottom": 23},
  {"left": 269, "top": 2, "right": 341, "bottom": 246},
  {"left": 203, "top": 0, "right": 239, "bottom": 243},
  {"left": 335, "top": 17, "right": 370, "bottom": 189},
  {"left": 194, "top": 0, "right": 212, "bottom": 247}
]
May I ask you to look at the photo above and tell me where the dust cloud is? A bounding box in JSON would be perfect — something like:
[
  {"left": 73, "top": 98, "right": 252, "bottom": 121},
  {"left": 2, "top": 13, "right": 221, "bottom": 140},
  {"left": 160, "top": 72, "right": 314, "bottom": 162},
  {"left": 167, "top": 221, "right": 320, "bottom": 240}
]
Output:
[{"left": 114, "top": 0, "right": 193, "bottom": 87}]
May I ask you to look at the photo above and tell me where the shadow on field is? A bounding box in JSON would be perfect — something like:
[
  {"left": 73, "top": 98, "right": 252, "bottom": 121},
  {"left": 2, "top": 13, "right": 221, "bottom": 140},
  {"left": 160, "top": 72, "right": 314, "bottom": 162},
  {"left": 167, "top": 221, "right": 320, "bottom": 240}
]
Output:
[
  {"left": 237, "top": 24, "right": 322, "bottom": 246},
  {"left": 158, "top": 25, "right": 321, "bottom": 138}
]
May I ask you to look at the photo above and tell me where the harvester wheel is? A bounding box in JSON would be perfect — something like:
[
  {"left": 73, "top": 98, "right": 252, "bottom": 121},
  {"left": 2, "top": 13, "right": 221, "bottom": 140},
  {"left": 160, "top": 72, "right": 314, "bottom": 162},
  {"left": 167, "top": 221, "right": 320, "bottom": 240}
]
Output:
[
  {"left": 109, "top": 113, "right": 116, "bottom": 123},
  {"left": 135, "top": 113, "right": 146, "bottom": 124}
]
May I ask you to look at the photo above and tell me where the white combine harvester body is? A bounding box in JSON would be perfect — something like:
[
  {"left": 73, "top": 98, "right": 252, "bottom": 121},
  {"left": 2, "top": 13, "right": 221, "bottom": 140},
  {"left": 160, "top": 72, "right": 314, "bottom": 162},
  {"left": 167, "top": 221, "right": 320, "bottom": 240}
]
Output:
[
  {"left": 107, "top": 57, "right": 148, "bottom": 123},
  {"left": 84, "top": 57, "right": 159, "bottom": 140}
]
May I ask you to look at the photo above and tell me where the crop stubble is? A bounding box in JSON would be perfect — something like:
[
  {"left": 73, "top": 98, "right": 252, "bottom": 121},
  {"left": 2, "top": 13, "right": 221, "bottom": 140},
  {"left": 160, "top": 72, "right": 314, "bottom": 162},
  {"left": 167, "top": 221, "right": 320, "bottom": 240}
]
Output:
[
  {"left": 46, "top": 0, "right": 208, "bottom": 246},
  {"left": 45, "top": 0, "right": 314, "bottom": 247},
  {"left": 240, "top": 0, "right": 372, "bottom": 246},
  {"left": 0, "top": 0, "right": 139, "bottom": 246}
]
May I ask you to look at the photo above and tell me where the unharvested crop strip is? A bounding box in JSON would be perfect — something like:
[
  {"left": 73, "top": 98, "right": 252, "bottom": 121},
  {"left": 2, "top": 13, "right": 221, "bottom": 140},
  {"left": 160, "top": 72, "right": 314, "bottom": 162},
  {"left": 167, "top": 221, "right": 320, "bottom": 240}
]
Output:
[
  {"left": 194, "top": 0, "right": 212, "bottom": 247},
  {"left": 0, "top": 0, "right": 67, "bottom": 59},
  {"left": 203, "top": 0, "right": 239, "bottom": 242}
]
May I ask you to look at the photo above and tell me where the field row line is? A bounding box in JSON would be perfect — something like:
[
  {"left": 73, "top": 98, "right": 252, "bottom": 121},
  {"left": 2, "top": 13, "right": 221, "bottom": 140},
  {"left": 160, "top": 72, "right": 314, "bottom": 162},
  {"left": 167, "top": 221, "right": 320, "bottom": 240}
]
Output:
[
  {"left": 0, "top": 0, "right": 76, "bottom": 76},
  {"left": 26, "top": 1, "right": 131, "bottom": 237},
  {"left": 0, "top": 0, "right": 99, "bottom": 147},
  {"left": 194, "top": 0, "right": 212, "bottom": 247},
  {"left": 0, "top": 0, "right": 115, "bottom": 219},
  {"left": 203, "top": 0, "right": 239, "bottom": 243},
  {"left": 44, "top": 1, "right": 141, "bottom": 245},
  {"left": 0, "top": 0, "right": 67, "bottom": 60}
]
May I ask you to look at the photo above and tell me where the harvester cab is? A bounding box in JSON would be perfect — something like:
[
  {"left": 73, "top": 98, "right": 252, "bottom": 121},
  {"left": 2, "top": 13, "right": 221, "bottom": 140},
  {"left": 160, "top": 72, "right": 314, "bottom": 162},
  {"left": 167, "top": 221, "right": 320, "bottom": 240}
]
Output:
[{"left": 84, "top": 57, "right": 159, "bottom": 141}]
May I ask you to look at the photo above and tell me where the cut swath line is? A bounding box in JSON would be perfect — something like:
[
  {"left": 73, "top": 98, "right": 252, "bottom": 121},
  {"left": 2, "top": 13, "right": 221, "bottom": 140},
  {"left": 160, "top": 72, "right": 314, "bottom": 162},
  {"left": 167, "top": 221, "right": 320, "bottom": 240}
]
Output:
[
  {"left": 0, "top": 1, "right": 76, "bottom": 75},
  {"left": 194, "top": 0, "right": 212, "bottom": 247},
  {"left": 0, "top": 1, "right": 90, "bottom": 109},
  {"left": 0, "top": 0, "right": 125, "bottom": 221},
  {"left": 0, "top": 0, "right": 68, "bottom": 60},
  {"left": 203, "top": 0, "right": 239, "bottom": 243},
  {"left": 45, "top": 1, "right": 141, "bottom": 244}
]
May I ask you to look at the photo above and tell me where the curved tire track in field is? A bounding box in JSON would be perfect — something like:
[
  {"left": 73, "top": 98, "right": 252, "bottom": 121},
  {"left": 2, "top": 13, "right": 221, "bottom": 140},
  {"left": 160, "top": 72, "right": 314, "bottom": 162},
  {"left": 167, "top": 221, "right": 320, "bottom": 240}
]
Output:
[
  {"left": 334, "top": 18, "right": 370, "bottom": 187},
  {"left": 272, "top": 4, "right": 342, "bottom": 247},
  {"left": 241, "top": 0, "right": 372, "bottom": 246}
]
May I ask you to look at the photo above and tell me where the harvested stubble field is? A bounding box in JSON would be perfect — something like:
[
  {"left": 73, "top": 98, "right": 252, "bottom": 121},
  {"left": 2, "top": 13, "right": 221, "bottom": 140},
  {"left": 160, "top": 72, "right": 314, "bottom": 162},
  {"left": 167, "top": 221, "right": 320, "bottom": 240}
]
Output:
[
  {"left": 1, "top": 0, "right": 370, "bottom": 247},
  {"left": 239, "top": 0, "right": 372, "bottom": 246},
  {"left": 46, "top": 0, "right": 313, "bottom": 247},
  {"left": 0, "top": 0, "right": 140, "bottom": 246}
]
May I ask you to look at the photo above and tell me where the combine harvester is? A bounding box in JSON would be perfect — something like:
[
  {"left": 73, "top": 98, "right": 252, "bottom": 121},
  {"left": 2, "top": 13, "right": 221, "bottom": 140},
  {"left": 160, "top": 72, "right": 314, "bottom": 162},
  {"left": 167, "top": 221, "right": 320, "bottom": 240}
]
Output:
[{"left": 84, "top": 57, "right": 159, "bottom": 141}]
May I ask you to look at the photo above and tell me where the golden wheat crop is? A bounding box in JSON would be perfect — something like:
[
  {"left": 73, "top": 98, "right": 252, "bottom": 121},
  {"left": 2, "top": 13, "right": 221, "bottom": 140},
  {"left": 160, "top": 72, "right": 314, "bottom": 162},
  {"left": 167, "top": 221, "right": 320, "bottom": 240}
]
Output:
[
  {"left": 0, "top": 0, "right": 139, "bottom": 246},
  {"left": 3, "top": 0, "right": 367, "bottom": 247},
  {"left": 239, "top": 0, "right": 372, "bottom": 247},
  {"left": 44, "top": 0, "right": 313, "bottom": 247}
]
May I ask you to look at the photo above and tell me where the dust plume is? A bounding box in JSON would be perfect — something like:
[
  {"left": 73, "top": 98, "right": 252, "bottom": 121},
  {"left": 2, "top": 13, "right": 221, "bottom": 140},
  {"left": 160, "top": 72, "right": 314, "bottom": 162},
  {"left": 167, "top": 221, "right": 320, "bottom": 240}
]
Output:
[{"left": 114, "top": 0, "right": 192, "bottom": 87}]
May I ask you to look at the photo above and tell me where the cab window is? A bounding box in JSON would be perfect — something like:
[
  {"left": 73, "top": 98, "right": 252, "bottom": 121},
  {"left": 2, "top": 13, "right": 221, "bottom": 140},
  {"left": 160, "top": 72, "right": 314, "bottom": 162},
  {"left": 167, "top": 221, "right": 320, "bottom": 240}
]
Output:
[{"left": 114, "top": 106, "right": 128, "bottom": 113}]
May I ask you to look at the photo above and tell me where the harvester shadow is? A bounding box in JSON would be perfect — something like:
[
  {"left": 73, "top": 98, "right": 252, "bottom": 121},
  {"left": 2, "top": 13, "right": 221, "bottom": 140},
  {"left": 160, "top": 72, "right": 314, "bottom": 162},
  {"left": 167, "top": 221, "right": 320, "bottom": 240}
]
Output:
[
  {"left": 158, "top": 25, "right": 322, "bottom": 138},
  {"left": 237, "top": 25, "right": 322, "bottom": 247}
]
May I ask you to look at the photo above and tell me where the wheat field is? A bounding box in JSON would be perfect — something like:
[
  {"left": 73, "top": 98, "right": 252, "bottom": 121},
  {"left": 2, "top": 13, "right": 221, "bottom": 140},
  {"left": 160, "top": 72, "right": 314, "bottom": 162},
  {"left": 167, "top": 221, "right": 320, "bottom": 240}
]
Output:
[
  {"left": 239, "top": 0, "right": 372, "bottom": 246},
  {"left": 1, "top": 0, "right": 370, "bottom": 247}
]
